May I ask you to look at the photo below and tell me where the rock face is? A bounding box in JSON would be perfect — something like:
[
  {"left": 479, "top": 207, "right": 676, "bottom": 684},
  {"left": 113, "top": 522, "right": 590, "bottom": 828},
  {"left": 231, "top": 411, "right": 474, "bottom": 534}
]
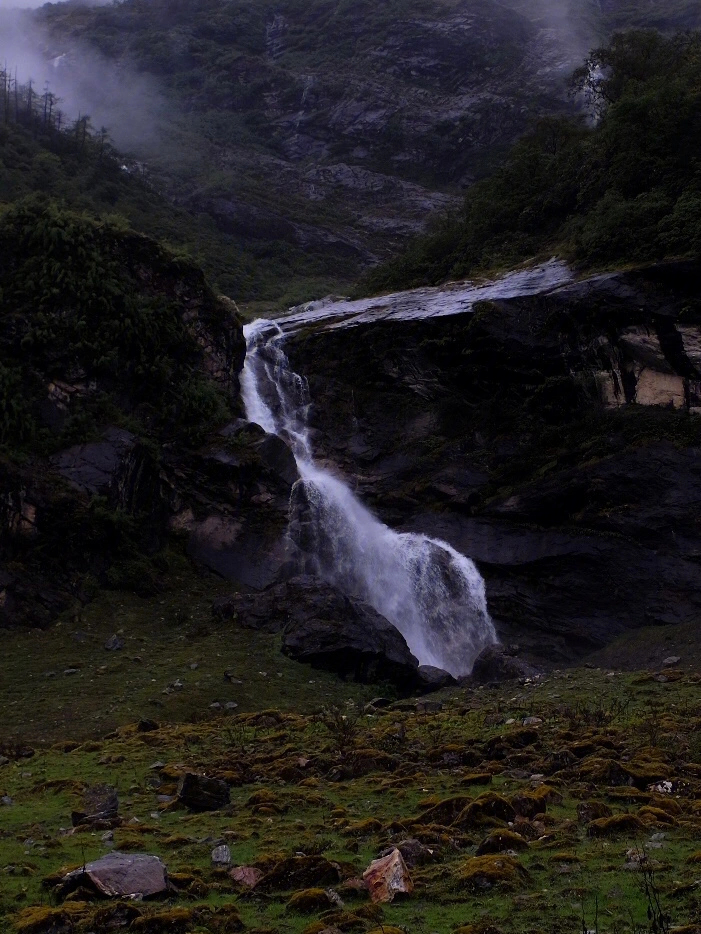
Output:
[
  {"left": 283, "top": 260, "right": 701, "bottom": 664},
  {"left": 216, "top": 576, "right": 420, "bottom": 687}
]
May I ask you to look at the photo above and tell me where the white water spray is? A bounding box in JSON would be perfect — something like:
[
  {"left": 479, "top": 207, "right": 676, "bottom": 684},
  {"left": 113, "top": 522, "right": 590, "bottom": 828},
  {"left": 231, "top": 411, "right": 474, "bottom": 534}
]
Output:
[{"left": 241, "top": 318, "right": 497, "bottom": 677}]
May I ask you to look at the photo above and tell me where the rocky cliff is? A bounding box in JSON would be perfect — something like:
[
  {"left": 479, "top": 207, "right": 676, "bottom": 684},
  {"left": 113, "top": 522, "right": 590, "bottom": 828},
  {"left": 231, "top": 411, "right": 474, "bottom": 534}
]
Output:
[{"left": 281, "top": 261, "right": 701, "bottom": 664}]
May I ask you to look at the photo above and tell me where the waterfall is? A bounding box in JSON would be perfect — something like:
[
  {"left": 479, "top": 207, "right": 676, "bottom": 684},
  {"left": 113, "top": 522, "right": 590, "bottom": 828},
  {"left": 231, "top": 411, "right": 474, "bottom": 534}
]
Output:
[{"left": 240, "top": 318, "right": 497, "bottom": 677}]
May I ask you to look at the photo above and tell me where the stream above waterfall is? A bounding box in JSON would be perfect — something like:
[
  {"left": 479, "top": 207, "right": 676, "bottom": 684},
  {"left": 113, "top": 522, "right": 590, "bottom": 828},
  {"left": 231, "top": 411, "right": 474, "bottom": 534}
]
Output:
[
  {"left": 241, "top": 317, "right": 497, "bottom": 677},
  {"left": 276, "top": 259, "right": 572, "bottom": 334}
]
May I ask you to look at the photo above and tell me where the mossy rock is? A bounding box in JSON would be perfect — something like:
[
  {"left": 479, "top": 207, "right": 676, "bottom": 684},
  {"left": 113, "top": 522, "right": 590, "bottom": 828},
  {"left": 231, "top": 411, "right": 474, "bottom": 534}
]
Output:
[
  {"left": 287, "top": 888, "right": 334, "bottom": 913},
  {"left": 301, "top": 924, "right": 329, "bottom": 934},
  {"left": 131, "top": 908, "right": 196, "bottom": 932},
  {"left": 14, "top": 903, "right": 92, "bottom": 933},
  {"left": 649, "top": 795, "right": 682, "bottom": 816},
  {"left": 621, "top": 760, "right": 670, "bottom": 789},
  {"left": 586, "top": 814, "right": 647, "bottom": 837},
  {"left": 638, "top": 805, "right": 676, "bottom": 825},
  {"left": 578, "top": 758, "right": 630, "bottom": 785},
  {"left": 417, "top": 795, "right": 473, "bottom": 825},
  {"left": 456, "top": 854, "right": 530, "bottom": 892},
  {"left": 454, "top": 925, "right": 503, "bottom": 934},
  {"left": 210, "top": 905, "right": 245, "bottom": 933},
  {"left": 576, "top": 801, "right": 612, "bottom": 823},
  {"left": 476, "top": 828, "right": 529, "bottom": 855},
  {"left": 460, "top": 772, "right": 493, "bottom": 786},
  {"left": 454, "top": 792, "right": 515, "bottom": 829},
  {"left": 259, "top": 855, "right": 342, "bottom": 891}
]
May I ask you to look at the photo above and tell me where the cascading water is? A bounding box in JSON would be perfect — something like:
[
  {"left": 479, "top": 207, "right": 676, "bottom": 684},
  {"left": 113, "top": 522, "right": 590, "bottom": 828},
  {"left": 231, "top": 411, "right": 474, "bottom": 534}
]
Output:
[{"left": 241, "top": 318, "right": 497, "bottom": 677}]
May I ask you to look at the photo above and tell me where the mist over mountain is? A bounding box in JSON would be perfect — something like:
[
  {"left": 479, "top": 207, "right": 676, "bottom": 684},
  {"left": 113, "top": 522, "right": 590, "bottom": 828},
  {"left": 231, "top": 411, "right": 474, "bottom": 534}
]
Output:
[{"left": 3, "top": 0, "right": 701, "bottom": 303}]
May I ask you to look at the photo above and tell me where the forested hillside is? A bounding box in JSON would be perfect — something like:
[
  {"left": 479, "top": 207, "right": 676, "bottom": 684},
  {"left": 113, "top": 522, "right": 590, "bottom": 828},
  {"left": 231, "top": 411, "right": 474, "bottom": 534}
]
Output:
[
  {"left": 8, "top": 0, "right": 697, "bottom": 305},
  {"left": 364, "top": 30, "right": 701, "bottom": 292}
]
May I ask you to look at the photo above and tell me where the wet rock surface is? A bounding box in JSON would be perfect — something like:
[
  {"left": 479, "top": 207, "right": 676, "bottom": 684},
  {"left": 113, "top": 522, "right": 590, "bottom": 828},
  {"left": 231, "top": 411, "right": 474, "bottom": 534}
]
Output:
[
  {"left": 284, "top": 260, "right": 701, "bottom": 665},
  {"left": 218, "top": 576, "right": 420, "bottom": 687}
]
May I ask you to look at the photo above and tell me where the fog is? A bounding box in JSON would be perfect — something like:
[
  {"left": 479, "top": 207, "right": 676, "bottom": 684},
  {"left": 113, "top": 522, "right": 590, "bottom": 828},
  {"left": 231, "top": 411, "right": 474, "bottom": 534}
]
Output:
[{"left": 0, "top": 1, "right": 166, "bottom": 154}]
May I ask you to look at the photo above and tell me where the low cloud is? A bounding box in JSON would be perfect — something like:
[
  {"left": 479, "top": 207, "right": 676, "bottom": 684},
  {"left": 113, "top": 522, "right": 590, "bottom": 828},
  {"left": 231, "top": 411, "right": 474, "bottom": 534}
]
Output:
[{"left": 0, "top": 2, "right": 166, "bottom": 154}]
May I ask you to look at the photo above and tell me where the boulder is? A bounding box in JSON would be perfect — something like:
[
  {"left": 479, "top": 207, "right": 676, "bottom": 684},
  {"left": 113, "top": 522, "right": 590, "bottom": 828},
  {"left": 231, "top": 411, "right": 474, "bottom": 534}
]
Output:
[
  {"left": 71, "top": 784, "right": 119, "bottom": 828},
  {"left": 416, "top": 665, "right": 457, "bottom": 693},
  {"left": 218, "top": 576, "right": 420, "bottom": 687},
  {"left": 470, "top": 645, "right": 539, "bottom": 684},
  {"left": 362, "top": 848, "right": 413, "bottom": 903},
  {"left": 176, "top": 773, "right": 230, "bottom": 812},
  {"left": 278, "top": 578, "right": 420, "bottom": 686},
  {"left": 58, "top": 852, "right": 169, "bottom": 899}
]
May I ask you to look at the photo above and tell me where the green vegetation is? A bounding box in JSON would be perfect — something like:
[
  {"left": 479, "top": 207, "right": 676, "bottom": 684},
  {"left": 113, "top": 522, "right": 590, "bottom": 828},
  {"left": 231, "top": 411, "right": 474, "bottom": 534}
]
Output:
[
  {"left": 2, "top": 626, "right": 701, "bottom": 933},
  {"left": 362, "top": 31, "right": 701, "bottom": 293},
  {"left": 0, "top": 196, "right": 233, "bottom": 452}
]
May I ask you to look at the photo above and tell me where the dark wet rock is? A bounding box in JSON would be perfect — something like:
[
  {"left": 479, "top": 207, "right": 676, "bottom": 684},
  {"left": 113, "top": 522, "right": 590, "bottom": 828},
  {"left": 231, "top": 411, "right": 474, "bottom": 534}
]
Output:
[
  {"left": 176, "top": 773, "right": 230, "bottom": 812},
  {"left": 104, "top": 634, "right": 124, "bottom": 652},
  {"left": 471, "top": 645, "right": 539, "bottom": 684},
  {"left": 137, "top": 719, "right": 159, "bottom": 733},
  {"left": 51, "top": 428, "right": 137, "bottom": 497},
  {"left": 58, "top": 852, "right": 169, "bottom": 900},
  {"left": 416, "top": 665, "right": 457, "bottom": 693},
  {"left": 71, "top": 784, "right": 119, "bottom": 828},
  {"left": 276, "top": 578, "right": 419, "bottom": 686},
  {"left": 283, "top": 261, "right": 701, "bottom": 664},
  {"left": 217, "top": 576, "right": 420, "bottom": 687}
]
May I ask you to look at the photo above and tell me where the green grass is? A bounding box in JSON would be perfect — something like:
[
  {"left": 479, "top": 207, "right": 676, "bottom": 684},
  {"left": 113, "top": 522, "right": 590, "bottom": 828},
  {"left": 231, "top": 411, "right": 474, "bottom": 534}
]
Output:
[{"left": 3, "top": 633, "right": 701, "bottom": 933}]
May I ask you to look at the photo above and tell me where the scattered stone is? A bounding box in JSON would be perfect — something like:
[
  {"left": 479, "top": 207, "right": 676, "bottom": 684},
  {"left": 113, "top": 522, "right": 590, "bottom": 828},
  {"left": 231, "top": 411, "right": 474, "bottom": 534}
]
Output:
[
  {"left": 662, "top": 656, "right": 681, "bottom": 667},
  {"left": 522, "top": 716, "right": 543, "bottom": 726},
  {"left": 177, "top": 773, "right": 230, "bottom": 812},
  {"left": 104, "top": 634, "right": 124, "bottom": 651},
  {"left": 137, "top": 719, "right": 159, "bottom": 733},
  {"left": 224, "top": 671, "right": 243, "bottom": 683},
  {"left": 362, "top": 848, "right": 413, "bottom": 903},
  {"left": 59, "top": 851, "right": 169, "bottom": 899},
  {"left": 286, "top": 887, "right": 335, "bottom": 912},
  {"left": 63, "top": 668, "right": 79, "bottom": 676},
  {"left": 1, "top": 795, "right": 13, "bottom": 806},
  {"left": 476, "top": 829, "right": 529, "bottom": 855},
  {"left": 0, "top": 756, "right": 9, "bottom": 767},
  {"left": 211, "top": 844, "right": 231, "bottom": 866},
  {"left": 225, "top": 702, "right": 239, "bottom": 711},
  {"left": 71, "top": 784, "right": 119, "bottom": 828},
  {"left": 230, "top": 866, "right": 263, "bottom": 889},
  {"left": 210, "top": 702, "right": 222, "bottom": 710}
]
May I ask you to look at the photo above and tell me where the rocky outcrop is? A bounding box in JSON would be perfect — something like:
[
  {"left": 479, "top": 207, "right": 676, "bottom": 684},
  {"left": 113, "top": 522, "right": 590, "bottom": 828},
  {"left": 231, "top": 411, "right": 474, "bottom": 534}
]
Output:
[
  {"left": 282, "top": 260, "right": 701, "bottom": 664},
  {"left": 215, "top": 575, "right": 421, "bottom": 687}
]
